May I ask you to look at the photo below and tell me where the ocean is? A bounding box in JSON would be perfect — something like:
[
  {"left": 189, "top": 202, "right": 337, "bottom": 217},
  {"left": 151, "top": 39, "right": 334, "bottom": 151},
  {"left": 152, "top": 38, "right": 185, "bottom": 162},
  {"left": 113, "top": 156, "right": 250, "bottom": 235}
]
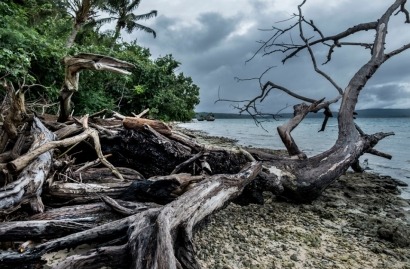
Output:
[{"left": 178, "top": 117, "right": 410, "bottom": 199}]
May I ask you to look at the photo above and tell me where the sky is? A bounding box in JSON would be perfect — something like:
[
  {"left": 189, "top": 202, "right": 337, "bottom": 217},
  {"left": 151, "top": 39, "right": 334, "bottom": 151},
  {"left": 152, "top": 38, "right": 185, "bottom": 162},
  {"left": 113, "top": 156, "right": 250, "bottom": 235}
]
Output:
[{"left": 121, "top": 0, "right": 410, "bottom": 114}]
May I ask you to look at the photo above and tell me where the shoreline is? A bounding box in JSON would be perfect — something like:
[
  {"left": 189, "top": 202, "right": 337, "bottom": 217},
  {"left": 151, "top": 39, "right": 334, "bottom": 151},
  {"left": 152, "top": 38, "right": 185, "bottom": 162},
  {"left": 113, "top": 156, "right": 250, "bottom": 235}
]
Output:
[{"left": 176, "top": 126, "right": 410, "bottom": 269}]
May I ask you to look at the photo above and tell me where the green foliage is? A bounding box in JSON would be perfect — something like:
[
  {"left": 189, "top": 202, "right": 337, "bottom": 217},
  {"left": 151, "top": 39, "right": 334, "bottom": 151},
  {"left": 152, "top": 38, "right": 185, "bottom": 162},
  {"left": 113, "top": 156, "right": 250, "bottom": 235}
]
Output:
[
  {"left": 0, "top": 0, "right": 68, "bottom": 106},
  {"left": 0, "top": 0, "right": 200, "bottom": 121},
  {"left": 0, "top": 2, "right": 36, "bottom": 79},
  {"left": 73, "top": 44, "right": 200, "bottom": 121}
]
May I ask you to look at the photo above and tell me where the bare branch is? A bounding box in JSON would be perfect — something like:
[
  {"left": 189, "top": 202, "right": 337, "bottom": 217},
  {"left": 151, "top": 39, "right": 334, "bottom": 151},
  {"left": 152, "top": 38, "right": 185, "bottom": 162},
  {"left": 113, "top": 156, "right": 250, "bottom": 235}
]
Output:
[
  {"left": 394, "top": 0, "right": 410, "bottom": 22},
  {"left": 366, "top": 148, "right": 393, "bottom": 159},
  {"left": 324, "top": 42, "right": 373, "bottom": 64},
  {"left": 296, "top": 1, "right": 343, "bottom": 94},
  {"left": 281, "top": 21, "right": 378, "bottom": 63},
  {"left": 385, "top": 43, "right": 410, "bottom": 59},
  {"left": 247, "top": 20, "right": 300, "bottom": 63}
]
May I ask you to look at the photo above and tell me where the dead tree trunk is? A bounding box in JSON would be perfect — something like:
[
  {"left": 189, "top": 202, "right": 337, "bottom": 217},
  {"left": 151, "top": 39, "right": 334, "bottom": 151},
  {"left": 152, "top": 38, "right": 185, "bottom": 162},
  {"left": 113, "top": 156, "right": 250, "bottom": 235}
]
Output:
[
  {"left": 223, "top": 0, "right": 408, "bottom": 201},
  {"left": 58, "top": 54, "right": 134, "bottom": 122}
]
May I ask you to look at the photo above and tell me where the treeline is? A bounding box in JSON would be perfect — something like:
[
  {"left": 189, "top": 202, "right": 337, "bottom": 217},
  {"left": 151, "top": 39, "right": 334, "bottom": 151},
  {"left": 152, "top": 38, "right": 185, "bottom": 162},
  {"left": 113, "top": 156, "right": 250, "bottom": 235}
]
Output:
[{"left": 0, "top": 0, "right": 200, "bottom": 121}]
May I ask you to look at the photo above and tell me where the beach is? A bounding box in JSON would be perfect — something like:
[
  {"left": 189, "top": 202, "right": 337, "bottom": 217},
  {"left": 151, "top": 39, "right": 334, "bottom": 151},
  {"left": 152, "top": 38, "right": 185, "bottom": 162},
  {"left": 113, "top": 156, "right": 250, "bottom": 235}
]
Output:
[{"left": 178, "top": 127, "right": 410, "bottom": 269}]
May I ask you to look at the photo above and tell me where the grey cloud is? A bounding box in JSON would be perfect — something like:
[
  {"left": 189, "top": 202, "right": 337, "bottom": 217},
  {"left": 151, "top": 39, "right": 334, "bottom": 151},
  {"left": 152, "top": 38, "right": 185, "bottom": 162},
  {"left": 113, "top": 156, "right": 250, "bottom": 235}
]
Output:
[
  {"left": 145, "top": 12, "right": 237, "bottom": 54},
  {"left": 359, "top": 83, "right": 410, "bottom": 109},
  {"left": 133, "top": 0, "right": 410, "bottom": 113}
]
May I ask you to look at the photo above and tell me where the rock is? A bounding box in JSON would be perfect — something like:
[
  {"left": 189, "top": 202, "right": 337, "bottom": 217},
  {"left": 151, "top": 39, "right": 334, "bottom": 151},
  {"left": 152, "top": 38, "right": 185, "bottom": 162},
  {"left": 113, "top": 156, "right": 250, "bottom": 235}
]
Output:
[
  {"left": 378, "top": 224, "right": 410, "bottom": 247},
  {"left": 391, "top": 178, "right": 408, "bottom": 187},
  {"left": 290, "top": 253, "right": 299, "bottom": 261},
  {"left": 392, "top": 225, "right": 410, "bottom": 247}
]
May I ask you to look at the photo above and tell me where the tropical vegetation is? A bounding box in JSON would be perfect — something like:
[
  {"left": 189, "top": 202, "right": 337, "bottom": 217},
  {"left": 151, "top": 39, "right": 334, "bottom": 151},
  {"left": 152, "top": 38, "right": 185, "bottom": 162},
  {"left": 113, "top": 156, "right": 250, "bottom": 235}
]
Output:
[{"left": 0, "top": 0, "right": 199, "bottom": 121}]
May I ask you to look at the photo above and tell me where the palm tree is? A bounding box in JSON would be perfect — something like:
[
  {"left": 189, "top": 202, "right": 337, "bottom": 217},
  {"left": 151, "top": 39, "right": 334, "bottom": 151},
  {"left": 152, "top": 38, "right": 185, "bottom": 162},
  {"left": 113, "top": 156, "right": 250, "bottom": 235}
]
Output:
[
  {"left": 98, "top": 0, "right": 157, "bottom": 48},
  {"left": 65, "top": 0, "right": 103, "bottom": 48}
]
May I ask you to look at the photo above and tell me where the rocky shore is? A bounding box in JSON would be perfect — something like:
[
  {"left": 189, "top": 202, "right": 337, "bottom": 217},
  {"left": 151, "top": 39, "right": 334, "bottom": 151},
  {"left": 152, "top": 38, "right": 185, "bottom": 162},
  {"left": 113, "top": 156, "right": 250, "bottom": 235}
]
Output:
[{"left": 179, "top": 127, "right": 410, "bottom": 269}]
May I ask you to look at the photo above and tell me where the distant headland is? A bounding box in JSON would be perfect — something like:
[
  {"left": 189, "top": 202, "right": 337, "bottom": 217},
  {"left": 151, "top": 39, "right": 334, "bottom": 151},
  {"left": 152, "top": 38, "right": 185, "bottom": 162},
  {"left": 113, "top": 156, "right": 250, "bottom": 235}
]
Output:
[{"left": 196, "top": 108, "right": 410, "bottom": 119}]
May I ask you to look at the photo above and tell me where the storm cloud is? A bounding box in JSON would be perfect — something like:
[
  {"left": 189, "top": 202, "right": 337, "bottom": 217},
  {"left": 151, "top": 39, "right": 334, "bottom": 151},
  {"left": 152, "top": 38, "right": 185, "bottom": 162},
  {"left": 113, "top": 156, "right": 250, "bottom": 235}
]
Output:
[{"left": 126, "top": 0, "right": 410, "bottom": 113}]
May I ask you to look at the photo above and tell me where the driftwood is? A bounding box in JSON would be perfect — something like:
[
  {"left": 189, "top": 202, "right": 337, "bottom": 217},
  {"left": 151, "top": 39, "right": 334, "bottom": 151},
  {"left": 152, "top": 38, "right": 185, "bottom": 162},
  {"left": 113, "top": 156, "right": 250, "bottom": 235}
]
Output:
[
  {"left": 123, "top": 117, "right": 172, "bottom": 135},
  {"left": 0, "top": 162, "right": 261, "bottom": 269},
  {"left": 58, "top": 54, "right": 135, "bottom": 122},
  {"left": 0, "top": 118, "right": 55, "bottom": 214}
]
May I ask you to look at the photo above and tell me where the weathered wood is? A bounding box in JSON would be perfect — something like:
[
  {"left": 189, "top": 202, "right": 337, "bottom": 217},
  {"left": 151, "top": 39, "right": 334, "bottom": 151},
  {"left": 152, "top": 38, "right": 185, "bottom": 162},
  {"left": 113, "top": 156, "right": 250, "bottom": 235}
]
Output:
[
  {"left": 54, "top": 123, "right": 83, "bottom": 139},
  {"left": 0, "top": 220, "right": 93, "bottom": 241},
  {"left": 128, "top": 162, "right": 262, "bottom": 269},
  {"left": 10, "top": 132, "right": 26, "bottom": 159},
  {"left": 1, "top": 81, "right": 28, "bottom": 139},
  {"left": 123, "top": 117, "right": 172, "bottom": 135},
  {"left": 51, "top": 244, "right": 128, "bottom": 269},
  {"left": 0, "top": 3, "right": 408, "bottom": 267},
  {"left": 0, "top": 163, "right": 261, "bottom": 268},
  {"left": 48, "top": 181, "right": 133, "bottom": 199},
  {"left": 169, "top": 130, "right": 203, "bottom": 151},
  {"left": 29, "top": 200, "right": 157, "bottom": 223},
  {"left": 0, "top": 118, "right": 55, "bottom": 214},
  {"left": 8, "top": 129, "right": 92, "bottom": 172},
  {"left": 101, "top": 195, "right": 158, "bottom": 216},
  {"left": 136, "top": 108, "right": 150, "bottom": 118},
  {"left": 58, "top": 54, "right": 134, "bottom": 122},
  {"left": 171, "top": 151, "right": 204, "bottom": 174},
  {"left": 0, "top": 213, "right": 135, "bottom": 264},
  {"left": 71, "top": 167, "right": 144, "bottom": 182},
  {"left": 121, "top": 173, "right": 206, "bottom": 204},
  {"left": 29, "top": 203, "right": 110, "bottom": 221}
]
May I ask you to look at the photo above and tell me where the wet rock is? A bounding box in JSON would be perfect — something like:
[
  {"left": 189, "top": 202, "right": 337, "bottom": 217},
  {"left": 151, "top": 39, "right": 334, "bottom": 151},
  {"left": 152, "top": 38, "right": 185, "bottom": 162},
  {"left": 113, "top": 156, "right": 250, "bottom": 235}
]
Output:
[{"left": 377, "top": 224, "right": 410, "bottom": 247}]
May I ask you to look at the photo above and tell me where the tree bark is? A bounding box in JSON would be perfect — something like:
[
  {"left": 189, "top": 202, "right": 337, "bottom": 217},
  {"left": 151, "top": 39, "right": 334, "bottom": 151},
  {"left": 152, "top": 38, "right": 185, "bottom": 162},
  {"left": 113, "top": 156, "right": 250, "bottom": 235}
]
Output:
[
  {"left": 0, "top": 118, "right": 55, "bottom": 214},
  {"left": 58, "top": 54, "right": 134, "bottom": 122},
  {"left": 66, "top": 23, "right": 82, "bottom": 48},
  {"left": 123, "top": 117, "right": 172, "bottom": 135}
]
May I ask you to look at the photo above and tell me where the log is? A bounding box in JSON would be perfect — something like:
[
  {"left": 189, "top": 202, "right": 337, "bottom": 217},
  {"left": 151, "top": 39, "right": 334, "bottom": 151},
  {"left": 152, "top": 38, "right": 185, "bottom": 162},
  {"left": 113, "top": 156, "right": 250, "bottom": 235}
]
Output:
[
  {"left": 71, "top": 167, "right": 144, "bottom": 182},
  {"left": 0, "top": 220, "right": 93, "bottom": 241},
  {"left": 48, "top": 181, "right": 133, "bottom": 199},
  {"left": 120, "top": 173, "right": 206, "bottom": 204},
  {"left": 7, "top": 129, "right": 92, "bottom": 173},
  {"left": 123, "top": 117, "right": 172, "bottom": 135}
]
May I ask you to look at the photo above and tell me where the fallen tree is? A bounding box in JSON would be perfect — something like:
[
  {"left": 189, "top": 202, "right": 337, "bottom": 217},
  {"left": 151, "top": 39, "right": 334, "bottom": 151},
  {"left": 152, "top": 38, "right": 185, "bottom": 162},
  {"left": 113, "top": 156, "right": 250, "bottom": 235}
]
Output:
[{"left": 0, "top": 0, "right": 409, "bottom": 268}]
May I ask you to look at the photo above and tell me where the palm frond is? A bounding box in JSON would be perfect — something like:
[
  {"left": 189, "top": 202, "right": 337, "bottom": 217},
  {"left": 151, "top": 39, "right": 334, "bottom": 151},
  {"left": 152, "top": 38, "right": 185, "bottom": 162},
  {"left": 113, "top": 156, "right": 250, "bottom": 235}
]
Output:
[
  {"left": 93, "top": 16, "right": 118, "bottom": 25},
  {"left": 126, "top": 22, "right": 156, "bottom": 38},
  {"left": 127, "top": 0, "right": 142, "bottom": 12},
  {"left": 131, "top": 10, "right": 158, "bottom": 21}
]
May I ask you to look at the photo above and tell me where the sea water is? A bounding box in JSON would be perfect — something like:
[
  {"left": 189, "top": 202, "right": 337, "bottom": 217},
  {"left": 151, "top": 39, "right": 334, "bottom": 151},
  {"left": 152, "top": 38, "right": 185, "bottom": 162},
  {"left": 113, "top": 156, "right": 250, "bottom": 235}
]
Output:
[{"left": 179, "top": 117, "right": 410, "bottom": 198}]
